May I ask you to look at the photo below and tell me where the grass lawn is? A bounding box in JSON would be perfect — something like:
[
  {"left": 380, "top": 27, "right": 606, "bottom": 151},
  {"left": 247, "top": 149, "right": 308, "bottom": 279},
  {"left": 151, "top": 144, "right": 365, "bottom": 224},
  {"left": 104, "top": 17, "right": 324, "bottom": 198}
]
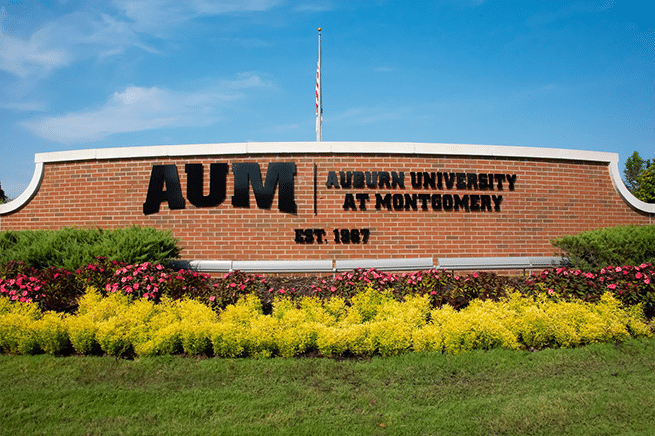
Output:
[{"left": 1, "top": 339, "right": 655, "bottom": 436}]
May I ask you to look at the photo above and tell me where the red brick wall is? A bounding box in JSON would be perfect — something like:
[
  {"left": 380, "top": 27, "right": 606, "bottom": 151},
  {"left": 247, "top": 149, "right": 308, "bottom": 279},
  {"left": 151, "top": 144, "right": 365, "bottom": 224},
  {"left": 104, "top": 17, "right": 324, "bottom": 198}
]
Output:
[{"left": 1, "top": 153, "right": 652, "bottom": 260}]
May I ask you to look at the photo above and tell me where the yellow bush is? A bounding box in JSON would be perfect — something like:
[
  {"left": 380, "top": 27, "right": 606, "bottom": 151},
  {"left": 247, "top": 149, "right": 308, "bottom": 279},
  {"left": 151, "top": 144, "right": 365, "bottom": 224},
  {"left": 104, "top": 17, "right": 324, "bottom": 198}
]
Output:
[
  {"left": 126, "top": 298, "right": 184, "bottom": 357},
  {"left": 96, "top": 316, "right": 132, "bottom": 357},
  {"left": 434, "top": 302, "right": 520, "bottom": 354},
  {"left": 373, "top": 294, "right": 430, "bottom": 327},
  {"left": 35, "top": 312, "right": 69, "bottom": 355},
  {"left": 176, "top": 298, "right": 218, "bottom": 356},
  {"left": 83, "top": 291, "right": 130, "bottom": 322},
  {"left": 75, "top": 287, "right": 104, "bottom": 316},
  {"left": 67, "top": 314, "right": 99, "bottom": 355},
  {"left": 219, "top": 294, "right": 262, "bottom": 326},
  {"left": 245, "top": 315, "right": 279, "bottom": 358},
  {"left": 276, "top": 321, "right": 317, "bottom": 358},
  {"left": 316, "top": 325, "right": 351, "bottom": 357},
  {"left": 0, "top": 312, "right": 40, "bottom": 354},
  {"left": 351, "top": 285, "right": 394, "bottom": 322},
  {"left": 624, "top": 303, "right": 653, "bottom": 338},
  {"left": 369, "top": 319, "right": 413, "bottom": 356},
  {"left": 0, "top": 295, "right": 13, "bottom": 315},
  {"left": 0, "top": 299, "right": 42, "bottom": 354},
  {"left": 211, "top": 322, "right": 247, "bottom": 358},
  {"left": 412, "top": 324, "right": 443, "bottom": 353},
  {"left": 271, "top": 300, "right": 319, "bottom": 357},
  {"left": 299, "top": 296, "right": 339, "bottom": 326},
  {"left": 2, "top": 285, "right": 653, "bottom": 358},
  {"left": 344, "top": 323, "right": 375, "bottom": 357}
]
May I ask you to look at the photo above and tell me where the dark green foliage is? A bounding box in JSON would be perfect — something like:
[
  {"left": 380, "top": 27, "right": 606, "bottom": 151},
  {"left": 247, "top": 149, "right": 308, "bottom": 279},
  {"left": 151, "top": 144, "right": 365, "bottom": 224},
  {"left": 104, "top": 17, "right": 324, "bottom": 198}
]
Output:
[
  {"left": 623, "top": 151, "right": 648, "bottom": 192},
  {"left": 0, "top": 227, "right": 180, "bottom": 271},
  {"left": 633, "top": 162, "right": 655, "bottom": 203},
  {"left": 0, "top": 181, "right": 7, "bottom": 204},
  {"left": 552, "top": 224, "right": 655, "bottom": 270}
]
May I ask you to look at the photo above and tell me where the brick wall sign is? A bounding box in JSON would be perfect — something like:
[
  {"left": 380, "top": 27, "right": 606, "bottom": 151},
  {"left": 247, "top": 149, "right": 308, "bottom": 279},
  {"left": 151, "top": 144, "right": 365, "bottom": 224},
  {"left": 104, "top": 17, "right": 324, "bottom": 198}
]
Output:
[{"left": 1, "top": 142, "right": 653, "bottom": 266}]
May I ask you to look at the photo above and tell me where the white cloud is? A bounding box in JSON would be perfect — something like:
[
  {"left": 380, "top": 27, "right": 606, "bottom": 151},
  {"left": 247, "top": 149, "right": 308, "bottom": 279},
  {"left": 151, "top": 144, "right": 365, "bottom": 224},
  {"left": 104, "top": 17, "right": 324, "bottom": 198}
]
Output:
[
  {"left": 0, "top": 7, "right": 159, "bottom": 78},
  {"left": 2, "top": 101, "right": 46, "bottom": 111},
  {"left": 328, "top": 106, "right": 410, "bottom": 125},
  {"left": 113, "top": 0, "right": 282, "bottom": 35},
  {"left": 0, "top": 20, "right": 71, "bottom": 76},
  {"left": 21, "top": 73, "right": 270, "bottom": 143}
]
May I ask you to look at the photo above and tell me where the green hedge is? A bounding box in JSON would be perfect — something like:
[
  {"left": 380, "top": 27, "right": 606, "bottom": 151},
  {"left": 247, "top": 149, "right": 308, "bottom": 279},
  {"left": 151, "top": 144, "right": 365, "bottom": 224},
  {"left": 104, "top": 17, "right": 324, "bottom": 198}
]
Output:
[
  {"left": 552, "top": 225, "right": 655, "bottom": 271},
  {"left": 0, "top": 227, "right": 180, "bottom": 271}
]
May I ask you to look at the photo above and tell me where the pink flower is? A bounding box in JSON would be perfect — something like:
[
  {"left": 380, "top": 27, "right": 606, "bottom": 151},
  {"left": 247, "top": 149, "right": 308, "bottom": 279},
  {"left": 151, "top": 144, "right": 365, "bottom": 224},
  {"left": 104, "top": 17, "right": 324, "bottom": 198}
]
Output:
[
  {"left": 229, "top": 283, "right": 237, "bottom": 288},
  {"left": 239, "top": 284, "right": 246, "bottom": 291},
  {"left": 645, "top": 279, "right": 651, "bottom": 285},
  {"left": 330, "top": 287, "right": 337, "bottom": 292},
  {"left": 430, "top": 291, "right": 437, "bottom": 295},
  {"left": 636, "top": 272, "right": 643, "bottom": 279},
  {"left": 209, "top": 296, "right": 216, "bottom": 302},
  {"left": 615, "top": 267, "right": 622, "bottom": 273},
  {"left": 607, "top": 284, "right": 617, "bottom": 290},
  {"left": 473, "top": 272, "right": 479, "bottom": 278}
]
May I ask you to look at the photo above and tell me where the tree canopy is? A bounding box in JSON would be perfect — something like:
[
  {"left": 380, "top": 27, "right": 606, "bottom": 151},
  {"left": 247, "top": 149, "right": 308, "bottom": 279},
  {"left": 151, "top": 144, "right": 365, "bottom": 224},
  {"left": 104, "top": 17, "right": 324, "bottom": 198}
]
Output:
[
  {"left": 0, "top": 181, "right": 8, "bottom": 204},
  {"left": 633, "top": 163, "right": 655, "bottom": 203},
  {"left": 624, "top": 151, "right": 654, "bottom": 204}
]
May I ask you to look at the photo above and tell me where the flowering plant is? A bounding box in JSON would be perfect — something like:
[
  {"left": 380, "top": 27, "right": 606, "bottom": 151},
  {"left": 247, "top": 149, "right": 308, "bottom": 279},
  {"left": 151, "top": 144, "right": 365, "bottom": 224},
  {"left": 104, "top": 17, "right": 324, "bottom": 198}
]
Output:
[{"left": 0, "top": 266, "right": 79, "bottom": 312}]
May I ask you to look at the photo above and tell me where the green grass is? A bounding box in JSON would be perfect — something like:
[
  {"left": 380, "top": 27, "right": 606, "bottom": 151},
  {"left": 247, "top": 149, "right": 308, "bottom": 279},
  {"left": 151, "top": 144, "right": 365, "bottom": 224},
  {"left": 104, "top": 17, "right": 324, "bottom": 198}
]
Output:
[{"left": 2, "top": 339, "right": 655, "bottom": 436}]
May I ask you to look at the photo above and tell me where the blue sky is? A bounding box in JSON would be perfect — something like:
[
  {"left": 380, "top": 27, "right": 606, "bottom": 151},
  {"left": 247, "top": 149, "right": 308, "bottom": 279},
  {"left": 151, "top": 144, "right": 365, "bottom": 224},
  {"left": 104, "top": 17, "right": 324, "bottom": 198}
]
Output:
[{"left": 1, "top": 0, "right": 653, "bottom": 199}]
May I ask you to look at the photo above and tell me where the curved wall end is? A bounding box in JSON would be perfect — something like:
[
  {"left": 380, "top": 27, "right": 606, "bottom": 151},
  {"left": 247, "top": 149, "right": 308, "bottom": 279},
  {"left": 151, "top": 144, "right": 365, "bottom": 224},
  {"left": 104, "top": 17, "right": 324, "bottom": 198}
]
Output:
[
  {"left": 0, "top": 162, "right": 44, "bottom": 216},
  {"left": 608, "top": 161, "right": 655, "bottom": 216}
]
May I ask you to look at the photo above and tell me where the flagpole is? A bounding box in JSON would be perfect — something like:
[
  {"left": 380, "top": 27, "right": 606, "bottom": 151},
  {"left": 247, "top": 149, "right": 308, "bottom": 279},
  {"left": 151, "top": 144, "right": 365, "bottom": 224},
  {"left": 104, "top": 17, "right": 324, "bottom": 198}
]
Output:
[{"left": 316, "top": 27, "right": 322, "bottom": 142}]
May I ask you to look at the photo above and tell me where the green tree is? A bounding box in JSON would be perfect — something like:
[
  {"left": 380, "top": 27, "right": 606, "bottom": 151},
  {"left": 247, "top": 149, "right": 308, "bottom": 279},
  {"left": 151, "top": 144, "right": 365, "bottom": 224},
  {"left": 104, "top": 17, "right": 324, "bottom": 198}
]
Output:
[
  {"left": 0, "top": 181, "right": 8, "bottom": 204},
  {"left": 623, "top": 151, "right": 649, "bottom": 193},
  {"left": 633, "top": 162, "right": 655, "bottom": 203}
]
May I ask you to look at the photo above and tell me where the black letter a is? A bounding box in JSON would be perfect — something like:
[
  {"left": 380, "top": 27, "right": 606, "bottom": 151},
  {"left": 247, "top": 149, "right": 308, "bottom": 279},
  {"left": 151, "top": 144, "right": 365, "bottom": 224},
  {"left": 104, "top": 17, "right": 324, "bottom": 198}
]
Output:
[{"left": 142, "top": 165, "right": 186, "bottom": 215}]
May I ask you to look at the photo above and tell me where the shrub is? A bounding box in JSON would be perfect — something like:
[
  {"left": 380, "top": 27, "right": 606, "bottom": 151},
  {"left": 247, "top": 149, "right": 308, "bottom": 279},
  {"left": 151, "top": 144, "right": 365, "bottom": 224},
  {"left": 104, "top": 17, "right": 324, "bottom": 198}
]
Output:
[
  {"left": 0, "top": 226, "right": 180, "bottom": 271},
  {"left": 67, "top": 314, "right": 100, "bottom": 355},
  {"left": 176, "top": 299, "right": 218, "bottom": 356},
  {"left": 0, "top": 298, "right": 42, "bottom": 354},
  {"left": 552, "top": 224, "right": 655, "bottom": 270},
  {"left": 35, "top": 312, "right": 70, "bottom": 355}
]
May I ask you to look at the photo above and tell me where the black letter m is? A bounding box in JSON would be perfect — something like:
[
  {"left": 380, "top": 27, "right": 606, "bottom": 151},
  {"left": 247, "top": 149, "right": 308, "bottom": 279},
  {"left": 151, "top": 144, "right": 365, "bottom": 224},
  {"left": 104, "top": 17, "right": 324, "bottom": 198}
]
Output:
[{"left": 231, "top": 162, "right": 297, "bottom": 214}]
